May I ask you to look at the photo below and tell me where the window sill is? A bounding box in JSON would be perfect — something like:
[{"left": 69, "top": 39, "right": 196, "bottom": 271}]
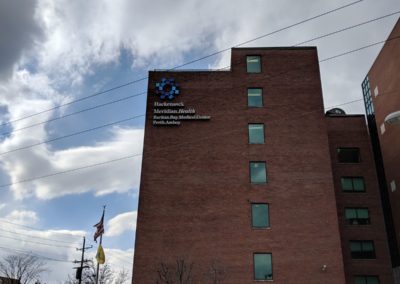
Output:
[{"left": 252, "top": 227, "right": 271, "bottom": 230}]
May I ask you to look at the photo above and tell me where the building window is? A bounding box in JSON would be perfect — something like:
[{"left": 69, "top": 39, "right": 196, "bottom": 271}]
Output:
[
  {"left": 246, "top": 56, "right": 261, "bottom": 73},
  {"left": 350, "top": 241, "right": 375, "bottom": 259},
  {"left": 254, "top": 253, "right": 272, "bottom": 280},
  {"left": 341, "top": 177, "right": 365, "bottom": 192},
  {"left": 355, "top": 275, "right": 379, "bottom": 284},
  {"left": 252, "top": 203, "right": 269, "bottom": 228},
  {"left": 362, "top": 76, "right": 374, "bottom": 116},
  {"left": 248, "top": 124, "right": 265, "bottom": 144},
  {"left": 337, "top": 148, "right": 360, "bottom": 163},
  {"left": 345, "top": 208, "right": 370, "bottom": 225},
  {"left": 250, "top": 162, "right": 267, "bottom": 183},
  {"left": 247, "top": 88, "right": 263, "bottom": 107}
]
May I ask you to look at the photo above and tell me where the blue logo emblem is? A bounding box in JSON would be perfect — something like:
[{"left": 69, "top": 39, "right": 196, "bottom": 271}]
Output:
[{"left": 155, "top": 78, "right": 180, "bottom": 100}]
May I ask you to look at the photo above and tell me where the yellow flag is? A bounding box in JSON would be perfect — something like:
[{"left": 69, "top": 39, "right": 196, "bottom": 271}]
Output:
[{"left": 96, "top": 244, "right": 105, "bottom": 264}]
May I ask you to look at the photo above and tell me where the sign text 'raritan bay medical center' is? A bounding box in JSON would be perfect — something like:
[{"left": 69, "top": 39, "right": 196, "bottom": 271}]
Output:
[{"left": 152, "top": 78, "right": 210, "bottom": 126}]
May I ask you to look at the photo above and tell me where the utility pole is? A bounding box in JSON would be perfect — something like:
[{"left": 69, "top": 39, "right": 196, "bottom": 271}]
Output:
[{"left": 73, "top": 236, "right": 93, "bottom": 283}]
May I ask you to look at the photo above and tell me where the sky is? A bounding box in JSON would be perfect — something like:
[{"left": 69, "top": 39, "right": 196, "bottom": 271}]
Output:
[{"left": 0, "top": 0, "right": 399, "bottom": 282}]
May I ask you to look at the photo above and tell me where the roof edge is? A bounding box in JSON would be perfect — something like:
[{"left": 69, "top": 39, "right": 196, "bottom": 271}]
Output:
[{"left": 232, "top": 46, "right": 317, "bottom": 50}]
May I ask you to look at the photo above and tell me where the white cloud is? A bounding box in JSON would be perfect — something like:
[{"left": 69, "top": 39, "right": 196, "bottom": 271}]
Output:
[
  {"left": 104, "top": 247, "right": 134, "bottom": 277},
  {"left": 4, "top": 210, "right": 39, "bottom": 226},
  {"left": 0, "top": 125, "right": 143, "bottom": 200},
  {"left": 0, "top": 203, "right": 5, "bottom": 211},
  {"left": 0, "top": 70, "right": 144, "bottom": 200},
  {"left": 106, "top": 211, "right": 137, "bottom": 237},
  {"left": 0, "top": 69, "right": 64, "bottom": 126}
]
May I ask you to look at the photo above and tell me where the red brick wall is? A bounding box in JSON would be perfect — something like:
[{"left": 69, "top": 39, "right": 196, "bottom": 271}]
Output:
[
  {"left": 326, "top": 116, "right": 394, "bottom": 283},
  {"left": 133, "top": 48, "right": 346, "bottom": 283},
  {"left": 367, "top": 18, "right": 400, "bottom": 255}
]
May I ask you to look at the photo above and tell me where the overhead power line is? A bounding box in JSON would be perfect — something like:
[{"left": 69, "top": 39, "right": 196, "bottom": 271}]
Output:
[
  {"left": 0, "top": 0, "right": 363, "bottom": 129},
  {"left": 0, "top": 91, "right": 147, "bottom": 138},
  {"left": 0, "top": 10, "right": 398, "bottom": 140},
  {"left": 0, "top": 34, "right": 398, "bottom": 158},
  {"left": 0, "top": 219, "right": 83, "bottom": 238},
  {"left": 324, "top": 98, "right": 363, "bottom": 109},
  {"left": 320, "top": 35, "right": 400, "bottom": 62},
  {"left": 294, "top": 11, "right": 400, "bottom": 46},
  {"left": 0, "top": 101, "right": 373, "bottom": 190},
  {"left": 0, "top": 226, "right": 79, "bottom": 245},
  {"left": 0, "top": 154, "right": 142, "bottom": 189},
  {"left": 0, "top": 245, "right": 72, "bottom": 263},
  {"left": 164, "top": 0, "right": 365, "bottom": 70},
  {"left": 323, "top": 88, "right": 400, "bottom": 110},
  {"left": 0, "top": 108, "right": 324, "bottom": 190},
  {"left": 0, "top": 33, "right": 398, "bottom": 190},
  {"left": 0, "top": 234, "right": 76, "bottom": 249},
  {"left": 0, "top": 114, "right": 145, "bottom": 156}
]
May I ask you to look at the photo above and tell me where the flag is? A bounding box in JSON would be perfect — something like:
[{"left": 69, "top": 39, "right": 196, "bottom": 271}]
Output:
[
  {"left": 96, "top": 244, "right": 105, "bottom": 264},
  {"left": 93, "top": 212, "right": 105, "bottom": 242}
]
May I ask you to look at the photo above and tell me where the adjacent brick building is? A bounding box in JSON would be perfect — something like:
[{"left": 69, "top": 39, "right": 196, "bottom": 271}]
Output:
[
  {"left": 361, "top": 17, "right": 400, "bottom": 282},
  {"left": 133, "top": 47, "right": 393, "bottom": 283},
  {"left": 327, "top": 115, "right": 393, "bottom": 283}
]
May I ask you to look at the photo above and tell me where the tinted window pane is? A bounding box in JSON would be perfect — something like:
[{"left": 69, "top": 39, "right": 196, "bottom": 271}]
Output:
[
  {"left": 357, "top": 209, "right": 369, "bottom": 219},
  {"left": 353, "top": 178, "right": 365, "bottom": 191},
  {"left": 248, "top": 88, "right": 263, "bottom": 107},
  {"left": 337, "top": 148, "right": 360, "bottom": 163},
  {"left": 355, "top": 276, "right": 379, "bottom": 284},
  {"left": 355, "top": 277, "right": 367, "bottom": 284},
  {"left": 249, "top": 124, "right": 264, "bottom": 144},
  {"left": 350, "top": 242, "right": 362, "bottom": 252},
  {"left": 250, "top": 162, "right": 267, "bottom": 183},
  {"left": 345, "top": 208, "right": 370, "bottom": 225},
  {"left": 367, "top": 276, "right": 379, "bottom": 284},
  {"left": 350, "top": 241, "right": 375, "bottom": 259},
  {"left": 341, "top": 178, "right": 353, "bottom": 191},
  {"left": 252, "top": 204, "right": 269, "bottom": 228},
  {"left": 362, "top": 242, "right": 374, "bottom": 252},
  {"left": 341, "top": 177, "right": 365, "bottom": 192},
  {"left": 247, "top": 56, "right": 261, "bottom": 73},
  {"left": 345, "top": 209, "right": 357, "bottom": 219},
  {"left": 254, "top": 253, "right": 272, "bottom": 280}
]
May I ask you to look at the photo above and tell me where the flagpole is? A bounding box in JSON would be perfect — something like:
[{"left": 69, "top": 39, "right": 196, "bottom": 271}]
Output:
[{"left": 95, "top": 205, "right": 106, "bottom": 284}]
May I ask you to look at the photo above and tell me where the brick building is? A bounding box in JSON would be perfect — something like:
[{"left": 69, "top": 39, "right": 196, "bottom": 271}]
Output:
[
  {"left": 361, "top": 18, "right": 400, "bottom": 282},
  {"left": 327, "top": 115, "right": 393, "bottom": 283},
  {"left": 133, "top": 47, "right": 393, "bottom": 283}
]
